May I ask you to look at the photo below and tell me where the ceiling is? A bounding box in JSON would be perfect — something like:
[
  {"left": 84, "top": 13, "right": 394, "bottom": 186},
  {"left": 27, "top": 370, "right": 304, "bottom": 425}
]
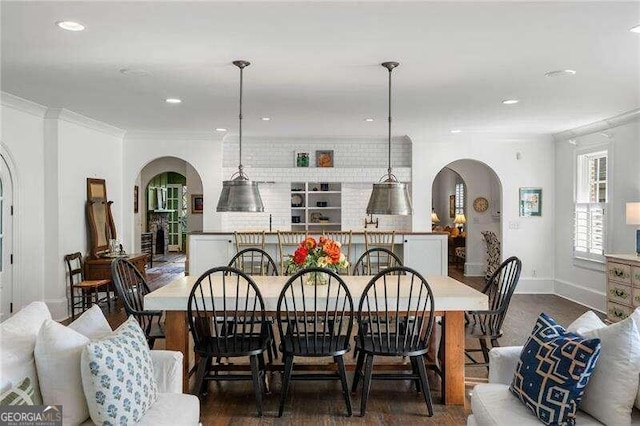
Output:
[{"left": 2, "top": 1, "right": 639, "bottom": 139}]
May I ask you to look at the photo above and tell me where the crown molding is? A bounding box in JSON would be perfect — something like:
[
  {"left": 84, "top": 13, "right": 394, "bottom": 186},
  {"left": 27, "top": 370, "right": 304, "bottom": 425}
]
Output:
[
  {"left": 553, "top": 108, "right": 640, "bottom": 142},
  {"left": 125, "top": 131, "right": 222, "bottom": 141},
  {"left": 1, "top": 92, "right": 47, "bottom": 118},
  {"left": 45, "top": 108, "right": 126, "bottom": 138}
]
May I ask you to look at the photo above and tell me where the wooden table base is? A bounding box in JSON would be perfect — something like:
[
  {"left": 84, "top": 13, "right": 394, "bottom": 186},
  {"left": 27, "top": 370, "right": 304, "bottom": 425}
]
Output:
[{"left": 165, "top": 309, "right": 466, "bottom": 405}]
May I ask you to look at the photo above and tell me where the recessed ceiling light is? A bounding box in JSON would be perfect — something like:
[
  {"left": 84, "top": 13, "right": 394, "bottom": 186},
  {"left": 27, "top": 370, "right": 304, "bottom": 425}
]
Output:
[
  {"left": 261, "top": 117, "right": 271, "bottom": 121},
  {"left": 364, "top": 118, "right": 374, "bottom": 122},
  {"left": 165, "top": 98, "right": 182, "bottom": 104},
  {"left": 450, "top": 129, "right": 462, "bottom": 134},
  {"left": 502, "top": 99, "right": 519, "bottom": 105},
  {"left": 56, "top": 21, "right": 85, "bottom": 31},
  {"left": 631, "top": 24, "right": 640, "bottom": 33},
  {"left": 545, "top": 69, "right": 577, "bottom": 78},
  {"left": 120, "top": 68, "right": 151, "bottom": 77},
  {"left": 215, "top": 128, "right": 228, "bottom": 132}
]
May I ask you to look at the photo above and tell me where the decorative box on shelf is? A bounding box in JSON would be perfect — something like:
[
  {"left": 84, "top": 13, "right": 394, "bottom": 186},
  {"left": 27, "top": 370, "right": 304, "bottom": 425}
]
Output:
[{"left": 605, "top": 254, "right": 640, "bottom": 322}]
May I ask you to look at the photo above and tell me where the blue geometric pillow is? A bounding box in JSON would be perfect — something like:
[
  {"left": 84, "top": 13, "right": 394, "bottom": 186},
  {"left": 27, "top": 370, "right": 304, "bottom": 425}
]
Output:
[{"left": 510, "top": 313, "right": 601, "bottom": 426}]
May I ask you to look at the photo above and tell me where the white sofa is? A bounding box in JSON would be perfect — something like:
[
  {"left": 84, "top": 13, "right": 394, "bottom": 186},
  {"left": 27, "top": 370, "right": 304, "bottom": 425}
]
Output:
[
  {"left": 468, "top": 346, "right": 640, "bottom": 425},
  {"left": 0, "top": 302, "right": 200, "bottom": 425}
]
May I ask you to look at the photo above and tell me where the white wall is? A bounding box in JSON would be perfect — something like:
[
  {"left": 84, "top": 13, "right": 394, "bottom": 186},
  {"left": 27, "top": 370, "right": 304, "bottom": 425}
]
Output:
[
  {"left": 555, "top": 119, "right": 640, "bottom": 311},
  {"left": 432, "top": 168, "right": 458, "bottom": 228},
  {"left": 122, "top": 133, "right": 224, "bottom": 253},
  {"left": 1, "top": 95, "right": 125, "bottom": 319},
  {"left": 412, "top": 134, "right": 556, "bottom": 294},
  {"left": 1, "top": 95, "right": 47, "bottom": 308}
]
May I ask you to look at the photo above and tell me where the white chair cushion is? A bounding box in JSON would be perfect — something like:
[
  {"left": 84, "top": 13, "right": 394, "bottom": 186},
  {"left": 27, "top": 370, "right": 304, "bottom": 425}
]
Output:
[
  {"left": 81, "top": 317, "right": 158, "bottom": 424},
  {"left": 35, "top": 320, "right": 91, "bottom": 425},
  {"left": 137, "top": 393, "right": 200, "bottom": 426},
  {"left": 471, "top": 384, "right": 619, "bottom": 426},
  {"left": 0, "top": 301, "right": 51, "bottom": 405},
  {"left": 629, "top": 307, "right": 640, "bottom": 410},
  {"left": 68, "top": 305, "right": 113, "bottom": 341},
  {"left": 567, "top": 313, "right": 640, "bottom": 426}
]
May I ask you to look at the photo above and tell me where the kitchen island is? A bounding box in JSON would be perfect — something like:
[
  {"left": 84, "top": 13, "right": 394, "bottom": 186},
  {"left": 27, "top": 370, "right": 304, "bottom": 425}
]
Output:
[{"left": 188, "top": 231, "right": 447, "bottom": 278}]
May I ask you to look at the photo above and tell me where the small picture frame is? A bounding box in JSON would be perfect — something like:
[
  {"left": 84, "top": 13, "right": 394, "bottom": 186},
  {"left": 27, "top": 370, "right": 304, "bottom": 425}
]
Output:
[
  {"left": 449, "top": 195, "right": 456, "bottom": 218},
  {"left": 295, "top": 151, "right": 310, "bottom": 167},
  {"left": 316, "top": 150, "right": 334, "bottom": 167},
  {"left": 191, "top": 194, "right": 204, "bottom": 214},
  {"left": 134, "top": 185, "right": 139, "bottom": 213},
  {"left": 519, "top": 188, "right": 542, "bottom": 217}
]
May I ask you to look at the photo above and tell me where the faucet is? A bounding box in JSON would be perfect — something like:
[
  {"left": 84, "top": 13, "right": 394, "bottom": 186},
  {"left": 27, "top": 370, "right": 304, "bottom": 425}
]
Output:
[{"left": 364, "top": 214, "right": 379, "bottom": 229}]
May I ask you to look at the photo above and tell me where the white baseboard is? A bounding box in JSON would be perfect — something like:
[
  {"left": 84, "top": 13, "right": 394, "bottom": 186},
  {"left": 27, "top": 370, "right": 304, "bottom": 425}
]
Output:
[
  {"left": 464, "top": 262, "right": 485, "bottom": 277},
  {"left": 554, "top": 279, "right": 606, "bottom": 313},
  {"left": 514, "top": 277, "right": 554, "bottom": 294},
  {"left": 45, "top": 297, "right": 68, "bottom": 321}
]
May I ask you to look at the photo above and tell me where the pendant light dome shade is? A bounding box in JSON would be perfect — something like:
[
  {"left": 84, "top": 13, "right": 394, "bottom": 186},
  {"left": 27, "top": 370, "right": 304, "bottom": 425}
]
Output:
[
  {"left": 216, "top": 170, "right": 264, "bottom": 213},
  {"left": 366, "top": 62, "right": 412, "bottom": 216},
  {"left": 216, "top": 60, "right": 264, "bottom": 213}
]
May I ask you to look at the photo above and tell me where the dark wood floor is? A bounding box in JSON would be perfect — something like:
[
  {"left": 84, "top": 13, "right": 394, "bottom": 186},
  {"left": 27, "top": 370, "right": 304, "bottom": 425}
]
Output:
[{"left": 99, "top": 260, "right": 595, "bottom": 425}]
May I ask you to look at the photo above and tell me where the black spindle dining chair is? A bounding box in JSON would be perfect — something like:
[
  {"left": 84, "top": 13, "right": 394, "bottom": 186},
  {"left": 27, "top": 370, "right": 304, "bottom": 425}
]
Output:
[
  {"left": 187, "top": 267, "right": 272, "bottom": 416},
  {"left": 352, "top": 247, "right": 403, "bottom": 276},
  {"left": 227, "top": 248, "right": 279, "bottom": 363},
  {"left": 464, "top": 256, "right": 522, "bottom": 369},
  {"left": 111, "top": 258, "right": 164, "bottom": 348},
  {"left": 352, "top": 266, "right": 436, "bottom": 417},
  {"left": 276, "top": 267, "right": 354, "bottom": 417}
]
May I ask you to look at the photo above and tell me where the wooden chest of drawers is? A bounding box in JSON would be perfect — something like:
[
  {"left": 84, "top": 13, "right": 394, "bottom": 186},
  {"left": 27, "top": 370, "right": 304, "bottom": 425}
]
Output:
[{"left": 606, "top": 254, "right": 640, "bottom": 322}]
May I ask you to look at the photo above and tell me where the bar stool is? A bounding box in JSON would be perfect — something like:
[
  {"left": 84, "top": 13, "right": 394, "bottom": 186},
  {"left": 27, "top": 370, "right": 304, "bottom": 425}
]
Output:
[
  {"left": 322, "top": 230, "right": 352, "bottom": 274},
  {"left": 64, "top": 252, "right": 111, "bottom": 320},
  {"left": 277, "top": 231, "right": 307, "bottom": 274},
  {"left": 234, "top": 231, "right": 266, "bottom": 252},
  {"left": 364, "top": 230, "right": 395, "bottom": 254}
]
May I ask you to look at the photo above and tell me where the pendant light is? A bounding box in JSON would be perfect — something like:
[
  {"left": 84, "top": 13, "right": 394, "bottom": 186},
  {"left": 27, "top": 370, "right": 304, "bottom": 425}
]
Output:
[
  {"left": 216, "top": 60, "right": 265, "bottom": 213},
  {"left": 366, "top": 62, "right": 413, "bottom": 215}
]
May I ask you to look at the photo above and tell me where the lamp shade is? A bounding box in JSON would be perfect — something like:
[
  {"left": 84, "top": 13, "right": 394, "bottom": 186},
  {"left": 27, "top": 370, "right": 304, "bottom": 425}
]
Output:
[
  {"left": 431, "top": 211, "right": 440, "bottom": 223},
  {"left": 366, "top": 180, "right": 413, "bottom": 216},
  {"left": 216, "top": 176, "right": 264, "bottom": 212},
  {"left": 454, "top": 213, "right": 467, "bottom": 225},
  {"left": 626, "top": 202, "right": 640, "bottom": 225}
]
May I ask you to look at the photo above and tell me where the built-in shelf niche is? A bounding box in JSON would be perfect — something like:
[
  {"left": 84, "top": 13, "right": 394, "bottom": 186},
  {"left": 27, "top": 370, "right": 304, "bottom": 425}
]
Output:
[{"left": 291, "top": 182, "right": 341, "bottom": 232}]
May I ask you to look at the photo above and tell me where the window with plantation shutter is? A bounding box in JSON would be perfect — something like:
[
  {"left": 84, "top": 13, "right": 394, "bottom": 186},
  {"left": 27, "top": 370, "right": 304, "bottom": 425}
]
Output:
[
  {"left": 574, "top": 150, "right": 608, "bottom": 262},
  {"left": 455, "top": 182, "right": 465, "bottom": 215}
]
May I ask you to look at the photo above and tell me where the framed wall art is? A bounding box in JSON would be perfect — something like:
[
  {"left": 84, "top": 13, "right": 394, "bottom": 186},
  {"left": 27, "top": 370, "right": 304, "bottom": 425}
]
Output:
[
  {"left": 449, "top": 195, "right": 456, "bottom": 218},
  {"left": 519, "top": 188, "right": 542, "bottom": 217},
  {"left": 316, "top": 150, "right": 334, "bottom": 167},
  {"left": 191, "top": 194, "right": 204, "bottom": 214}
]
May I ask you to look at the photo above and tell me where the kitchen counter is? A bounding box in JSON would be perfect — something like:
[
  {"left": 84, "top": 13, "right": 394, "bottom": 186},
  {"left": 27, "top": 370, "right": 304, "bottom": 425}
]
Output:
[
  {"left": 188, "top": 231, "right": 448, "bottom": 278},
  {"left": 189, "top": 231, "right": 446, "bottom": 235}
]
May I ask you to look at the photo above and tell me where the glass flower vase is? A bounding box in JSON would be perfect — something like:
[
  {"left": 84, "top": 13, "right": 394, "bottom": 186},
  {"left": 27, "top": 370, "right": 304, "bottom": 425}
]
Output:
[{"left": 306, "top": 271, "right": 329, "bottom": 286}]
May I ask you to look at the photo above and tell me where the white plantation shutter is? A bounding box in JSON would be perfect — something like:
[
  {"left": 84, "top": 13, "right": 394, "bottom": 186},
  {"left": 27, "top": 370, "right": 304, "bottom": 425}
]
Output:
[{"left": 574, "top": 203, "right": 606, "bottom": 261}]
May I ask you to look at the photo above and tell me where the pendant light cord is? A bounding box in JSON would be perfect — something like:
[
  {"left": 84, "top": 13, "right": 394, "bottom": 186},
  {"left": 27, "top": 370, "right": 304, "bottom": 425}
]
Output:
[
  {"left": 239, "top": 64, "right": 244, "bottom": 172},
  {"left": 387, "top": 66, "right": 392, "bottom": 175}
]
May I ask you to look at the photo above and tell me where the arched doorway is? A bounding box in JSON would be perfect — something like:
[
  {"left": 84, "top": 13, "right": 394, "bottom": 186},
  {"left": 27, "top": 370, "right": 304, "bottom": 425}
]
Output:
[
  {"left": 136, "top": 157, "right": 204, "bottom": 289},
  {"left": 0, "top": 154, "right": 14, "bottom": 319},
  {"left": 432, "top": 159, "right": 502, "bottom": 279}
]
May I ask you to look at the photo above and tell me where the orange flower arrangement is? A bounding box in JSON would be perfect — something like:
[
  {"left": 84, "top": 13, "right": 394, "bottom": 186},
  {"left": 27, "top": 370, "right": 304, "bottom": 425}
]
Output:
[{"left": 287, "top": 236, "right": 349, "bottom": 274}]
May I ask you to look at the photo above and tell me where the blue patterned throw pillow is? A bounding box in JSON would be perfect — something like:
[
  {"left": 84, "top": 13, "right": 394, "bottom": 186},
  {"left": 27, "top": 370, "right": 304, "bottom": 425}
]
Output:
[
  {"left": 510, "top": 313, "right": 601, "bottom": 426},
  {"left": 81, "top": 317, "right": 158, "bottom": 426}
]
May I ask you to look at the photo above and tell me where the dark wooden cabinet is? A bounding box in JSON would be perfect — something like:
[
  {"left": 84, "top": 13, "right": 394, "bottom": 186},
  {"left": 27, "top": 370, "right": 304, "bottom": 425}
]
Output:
[{"left": 84, "top": 253, "right": 149, "bottom": 285}]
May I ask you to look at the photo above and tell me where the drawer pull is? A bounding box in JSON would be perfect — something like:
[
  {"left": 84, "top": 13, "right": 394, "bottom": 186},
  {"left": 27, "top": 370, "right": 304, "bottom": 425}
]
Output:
[
  {"left": 611, "top": 307, "right": 628, "bottom": 319},
  {"left": 610, "top": 288, "right": 629, "bottom": 299}
]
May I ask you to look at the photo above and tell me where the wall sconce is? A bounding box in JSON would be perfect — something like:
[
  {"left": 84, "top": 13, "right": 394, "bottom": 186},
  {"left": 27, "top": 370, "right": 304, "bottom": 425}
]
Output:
[{"left": 364, "top": 214, "right": 379, "bottom": 229}]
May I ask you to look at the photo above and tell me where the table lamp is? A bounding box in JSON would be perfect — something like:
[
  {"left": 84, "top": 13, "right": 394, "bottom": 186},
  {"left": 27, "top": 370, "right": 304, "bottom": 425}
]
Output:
[
  {"left": 454, "top": 213, "right": 467, "bottom": 233},
  {"left": 626, "top": 202, "right": 640, "bottom": 255},
  {"left": 431, "top": 209, "right": 440, "bottom": 224}
]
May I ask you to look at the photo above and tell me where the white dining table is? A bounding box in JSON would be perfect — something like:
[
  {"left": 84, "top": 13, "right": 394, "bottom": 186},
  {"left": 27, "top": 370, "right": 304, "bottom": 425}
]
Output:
[{"left": 145, "top": 274, "right": 487, "bottom": 406}]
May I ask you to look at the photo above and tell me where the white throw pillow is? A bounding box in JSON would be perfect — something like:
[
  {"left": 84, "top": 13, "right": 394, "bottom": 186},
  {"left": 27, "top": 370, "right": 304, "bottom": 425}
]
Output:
[
  {"left": 567, "top": 313, "right": 640, "bottom": 426},
  {"left": 34, "top": 320, "right": 91, "bottom": 425},
  {"left": 629, "top": 307, "right": 640, "bottom": 409},
  {"left": 68, "top": 305, "right": 113, "bottom": 340},
  {"left": 81, "top": 317, "right": 158, "bottom": 425}
]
